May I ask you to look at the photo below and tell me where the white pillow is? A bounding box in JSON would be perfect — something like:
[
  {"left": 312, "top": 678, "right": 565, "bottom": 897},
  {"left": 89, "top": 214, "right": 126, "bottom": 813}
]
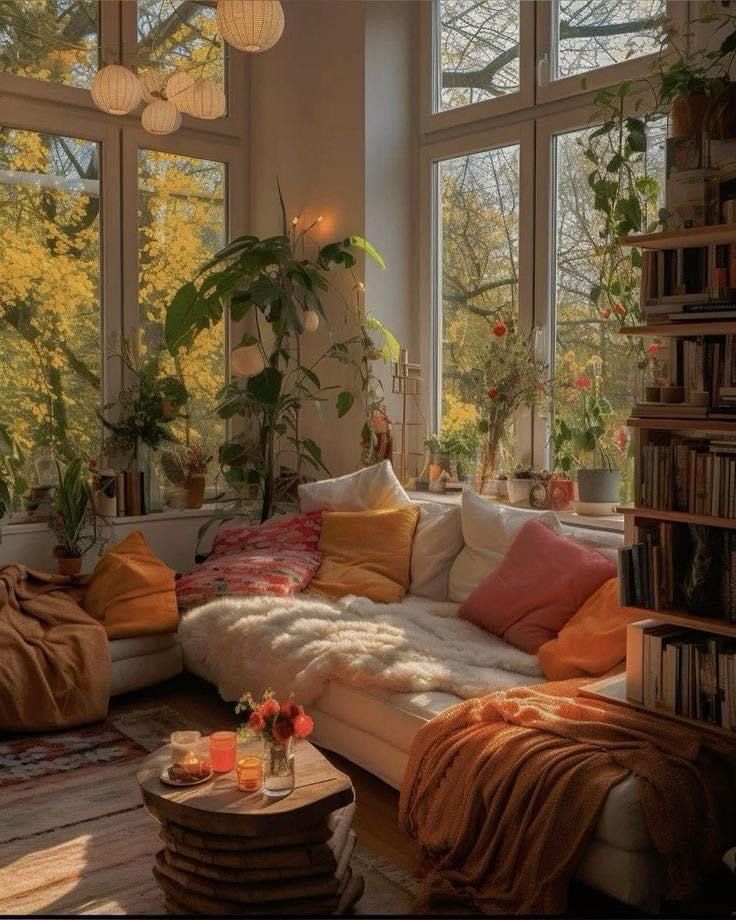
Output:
[
  {"left": 561, "top": 524, "right": 622, "bottom": 565},
  {"left": 448, "top": 491, "right": 561, "bottom": 603},
  {"left": 409, "top": 502, "right": 463, "bottom": 601},
  {"left": 298, "top": 460, "right": 411, "bottom": 512}
]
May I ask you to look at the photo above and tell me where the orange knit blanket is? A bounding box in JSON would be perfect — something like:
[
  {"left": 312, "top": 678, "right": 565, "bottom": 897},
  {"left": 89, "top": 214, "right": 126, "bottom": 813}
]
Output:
[{"left": 399, "top": 679, "right": 736, "bottom": 914}]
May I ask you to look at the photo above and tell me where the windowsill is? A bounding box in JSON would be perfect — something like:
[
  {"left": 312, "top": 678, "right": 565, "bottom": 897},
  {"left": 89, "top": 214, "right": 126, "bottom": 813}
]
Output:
[
  {"left": 0, "top": 503, "right": 222, "bottom": 536},
  {"left": 408, "top": 489, "right": 625, "bottom": 534}
]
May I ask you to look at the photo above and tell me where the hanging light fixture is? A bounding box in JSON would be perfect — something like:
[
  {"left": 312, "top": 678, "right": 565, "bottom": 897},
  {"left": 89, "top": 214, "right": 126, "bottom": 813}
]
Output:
[
  {"left": 302, "top": 311, "right": 320, "bottom": 333},
  {"left": 141, "top": 100, "right": 182, "bottom": 135},
  {"left": 187, "top": 79, "right": 227, "bottom": 119},
  {"left": 139, "top": 69, "right": 166, "bottom": 103},
  {"left": 216, "top": 0, "right": 285, "bottom": 53},
  {"left": 91, "top": 64, "right": 142, "bottom": 115},
  {"left": 231, "top": 345, "right": 265, "bottom": 378},
  {"left": 166, "top": 70, "right": 196, "bottom": 114}
]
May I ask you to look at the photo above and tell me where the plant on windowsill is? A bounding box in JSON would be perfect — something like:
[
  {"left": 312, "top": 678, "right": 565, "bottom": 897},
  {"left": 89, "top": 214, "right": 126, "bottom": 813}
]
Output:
[
  {"left": 49, "top": 458, "right": 96, "bottom": 576},
  {"left": 160, "top": 444, "right": 213, "bottom": 510},
  {"left": 165, "top": 187, "right": 387, "bottom": 526}
]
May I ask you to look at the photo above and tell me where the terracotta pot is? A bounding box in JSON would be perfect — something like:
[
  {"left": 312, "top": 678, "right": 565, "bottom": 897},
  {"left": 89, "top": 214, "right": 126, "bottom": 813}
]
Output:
[
  {"left": 57, "top": 556, "right": 82, "bottom": 576},
  {"left": 185, "top": 475, "right": 206, "bottom": 509},
  {"left": 670, "top": 91, "right": 709, "bottom": 139}
]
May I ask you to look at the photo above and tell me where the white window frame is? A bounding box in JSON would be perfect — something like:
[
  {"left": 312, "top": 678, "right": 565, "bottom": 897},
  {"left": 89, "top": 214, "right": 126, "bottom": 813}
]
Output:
[{"left": 0, "top": 0, "right": 248, "bottom": 438}]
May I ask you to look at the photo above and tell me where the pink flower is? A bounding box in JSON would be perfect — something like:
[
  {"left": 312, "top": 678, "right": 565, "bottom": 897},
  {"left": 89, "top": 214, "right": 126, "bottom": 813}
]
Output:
[
  {"left": 492, "top": 321, "right": 507, "bottom": 338},
  {"left": 280, "top": 701, "right": 303, "bottom": 720},
  {"left": 293, "top": 714, "right": 314, "bottom": 738},
  {"left": 486, "top": 387, "right": 498, "bottom": 399},
  {"left": 646, "top": 343, "right": 660, "bottom": 356},
  {"left": 614, "top": 303, "right": 626, "bottom": 316},
  {"left": 273, "top": 718, "right": 295, "bottom": 742},
  {"left": 248, "top": 711, "right": 265, "bottom": 732},
  {"left": 612, "top": 425, "right": 629, "bottom": 455},
  {"left": 258, "top": 699, "right": 280, "bottom": 719},
  {"left": 601, "top": 308, "right": 611, "bottom": 319},
  {"left": 574, "top": 376, "right": 591, "bottom": 390}
]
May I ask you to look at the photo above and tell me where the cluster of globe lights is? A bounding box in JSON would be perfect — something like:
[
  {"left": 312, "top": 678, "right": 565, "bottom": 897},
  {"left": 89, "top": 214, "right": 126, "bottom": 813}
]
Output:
[{"left": 90, "top": 0, "right": 285, "bottom": 134}]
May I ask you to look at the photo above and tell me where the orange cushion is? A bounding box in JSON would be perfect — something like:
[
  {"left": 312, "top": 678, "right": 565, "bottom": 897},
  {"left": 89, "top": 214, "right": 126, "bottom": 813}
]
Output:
[
  {"left": 82, "top": 531, "right": 179, "bottom": 639},
  {"left": 308, "top": 507, "right": 419, "bottom": 604},
  {"left": 537, "top": 578, "right": 645, "bottom": 680}
]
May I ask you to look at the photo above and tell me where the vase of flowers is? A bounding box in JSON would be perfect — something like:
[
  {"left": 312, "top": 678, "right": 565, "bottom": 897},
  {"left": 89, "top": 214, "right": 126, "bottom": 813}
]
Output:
[{"left": 236, "top": 689, "right": 314, "bottom": 798}]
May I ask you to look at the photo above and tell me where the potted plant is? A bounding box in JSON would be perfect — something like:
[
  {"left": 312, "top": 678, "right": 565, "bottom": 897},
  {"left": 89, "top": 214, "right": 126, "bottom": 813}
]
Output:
[
  {"left": 182, "top": 445, "right": 213, "bottom": 508},
  {"left": 49, "top": 458, "right": 96, "bottom": 575},
  {"left": 506, "top": 466, "right": 536, "bottom": 506}
]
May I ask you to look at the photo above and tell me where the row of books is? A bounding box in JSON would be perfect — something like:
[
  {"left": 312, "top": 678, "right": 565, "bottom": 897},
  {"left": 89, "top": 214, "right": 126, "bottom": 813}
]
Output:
[
  {"left": 642, "top": 244, "right": 736, "bottom": 316},
  {"left": 617, "top": 523, "right": 676, "bottom": 611},
  {"left": 637, "top": 438, "right": 736, "bottom": 518},
  {"left": 626, "top": 620, "right": 736, "bottom": 729}
]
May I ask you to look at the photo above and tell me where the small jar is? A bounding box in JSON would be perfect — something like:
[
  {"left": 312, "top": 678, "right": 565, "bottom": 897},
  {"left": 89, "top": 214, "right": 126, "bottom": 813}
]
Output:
[
  {"left": 236, "top": 755, "right": 262, "bottom": 793},
  {"left": 210, "top": 731, "right": 237, "bottom": 772},
  {"left": 170, "top": 731, "right": 201, "bottom": 765}
]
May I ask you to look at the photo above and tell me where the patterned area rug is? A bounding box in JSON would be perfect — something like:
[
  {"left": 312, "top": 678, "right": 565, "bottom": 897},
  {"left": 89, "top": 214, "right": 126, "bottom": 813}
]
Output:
[{"left": 0, "top": 705, "right": 418, "bottom": 915}]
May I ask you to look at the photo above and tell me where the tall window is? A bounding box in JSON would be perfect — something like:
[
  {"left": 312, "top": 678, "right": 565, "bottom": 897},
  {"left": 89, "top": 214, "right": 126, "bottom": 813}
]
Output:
[
  {"left": 0, "top": 128, "right": 101, "bottom": 459},
  {"left": 439, "top": 145, "right": 520, "bottom": 464},
  {"left": 138, "top": 150, "right": 226, "bottom": 450}
]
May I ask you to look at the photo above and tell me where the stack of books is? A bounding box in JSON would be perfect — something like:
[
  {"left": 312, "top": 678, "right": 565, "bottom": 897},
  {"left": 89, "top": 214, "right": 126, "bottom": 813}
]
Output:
[
  {"left": 617, "top": 523, "right": 675, "bottom": 611},
  {"left": 626, "top": 619, "right": 736, "bottom": 729},
  {"left": 638, "top": 438, "right": 736, "bottom": 517}
]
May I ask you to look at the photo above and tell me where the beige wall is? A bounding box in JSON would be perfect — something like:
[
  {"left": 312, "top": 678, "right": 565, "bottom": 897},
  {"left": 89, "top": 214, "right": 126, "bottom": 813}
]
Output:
[{"left": 248, "top": 0, "right": 418, "bottom": 477}]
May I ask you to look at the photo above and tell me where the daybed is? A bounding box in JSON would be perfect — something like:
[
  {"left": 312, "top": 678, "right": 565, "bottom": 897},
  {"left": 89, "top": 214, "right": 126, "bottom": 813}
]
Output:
[{"left": 179, "top": 465, "right": 665, "bottom": 911}]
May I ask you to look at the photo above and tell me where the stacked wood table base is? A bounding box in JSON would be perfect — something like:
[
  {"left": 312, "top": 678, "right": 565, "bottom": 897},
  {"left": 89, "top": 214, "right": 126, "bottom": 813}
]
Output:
[
  {"left": 136, "top": 740, "right": 364, "bottom": 916},
  {"left": 150, "top": 805, "right": 364, "bottom": 915}
]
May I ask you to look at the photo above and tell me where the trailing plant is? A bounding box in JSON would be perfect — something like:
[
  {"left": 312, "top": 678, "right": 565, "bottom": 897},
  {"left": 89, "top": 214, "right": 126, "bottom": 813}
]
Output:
[
  {"left": 165, "top": 189, "right": 386, "bottom": 524},
  {"left": 0, "top": 426, "right": 28, "bottom": 519},
  {"left": 49, "top": 458, "right": 96, "bottom": 558}
]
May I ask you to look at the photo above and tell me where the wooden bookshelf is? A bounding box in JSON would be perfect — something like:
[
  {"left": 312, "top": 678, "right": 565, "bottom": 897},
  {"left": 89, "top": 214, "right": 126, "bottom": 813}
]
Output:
[
  {"left": 580, "top": 673, "right": 735, "bottom": 739},
  {"left": 622, "top": 321, "right": 736, "bottom": 337},
  {"left": 618, "top": 223, "right": 736, "bottom": 249},
  {"left": 619, "top": 505, "right": 736, "bottom": 530},
  {"left": 627, "top": 417, "right": 736, "bottom": 432}
]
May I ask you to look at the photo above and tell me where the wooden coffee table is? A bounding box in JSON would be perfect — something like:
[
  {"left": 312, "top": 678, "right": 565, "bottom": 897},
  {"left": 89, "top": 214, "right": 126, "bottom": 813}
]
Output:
[{"left": 136, "top": 738, "right": 364, "bottom": 915}]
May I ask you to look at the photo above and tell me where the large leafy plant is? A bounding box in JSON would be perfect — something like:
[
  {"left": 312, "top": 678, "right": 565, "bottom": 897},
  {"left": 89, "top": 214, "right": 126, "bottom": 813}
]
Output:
[
  {"left": 49, "top": 458, "right": 96, "bottom": 558},
  {"left": 165, "top": 194, "right": 386, "bottom": 523}
]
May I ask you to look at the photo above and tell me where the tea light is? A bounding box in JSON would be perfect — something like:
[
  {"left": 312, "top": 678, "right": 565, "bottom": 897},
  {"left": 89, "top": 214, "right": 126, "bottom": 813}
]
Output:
[
  {"left": 170, "top": 730, "right": 202, "bottom": 765},
  {"left": 236, "top": 755, "right": 262, "bottom": 793},
  {"left": 210, "top": 731, "right": 237, "bottom": 772}
]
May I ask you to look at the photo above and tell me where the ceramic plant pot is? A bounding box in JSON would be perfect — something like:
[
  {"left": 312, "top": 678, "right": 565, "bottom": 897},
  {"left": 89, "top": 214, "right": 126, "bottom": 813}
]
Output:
[
  {"left": 506, "top": 478, "right": 533, "bottom": 505},
  {"left": 185, "top": 475, "right": 206, "bottom": 509},
  {"left": 576, "top": 468, "right": 621, "bottom": 503},
  {"left": 57, "top": 555, "right": 82, "bottom": 576}
]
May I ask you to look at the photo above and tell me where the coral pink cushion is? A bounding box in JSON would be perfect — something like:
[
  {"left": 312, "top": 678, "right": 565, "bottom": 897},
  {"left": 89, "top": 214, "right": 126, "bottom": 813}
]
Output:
[
  {"left": 211, "top": 511, "right": 323, "bottom": 558},
  {"left": 176, "top": 550, "right": 322, "bottom": 610},
  {"left": 457, "top": 519, "right": 617, "bottom": 654}
]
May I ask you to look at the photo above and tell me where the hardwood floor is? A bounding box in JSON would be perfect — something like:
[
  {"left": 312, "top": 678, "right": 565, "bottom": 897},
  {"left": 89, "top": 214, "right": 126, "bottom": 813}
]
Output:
[{"left": 108, "top": 672, "right": 422, "bottom": 876}]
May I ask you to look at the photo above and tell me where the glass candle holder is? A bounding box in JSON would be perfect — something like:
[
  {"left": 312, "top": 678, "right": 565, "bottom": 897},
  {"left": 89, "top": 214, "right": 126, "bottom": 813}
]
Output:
[
  {"left": 170, "top": 730, "right": 202, "bottom": 765},
  {"left": 236, "top": 755, "right": 262, "bottom": 793},
  {"left": 210, "top": 731, "right": 237, "bottom": 772}
]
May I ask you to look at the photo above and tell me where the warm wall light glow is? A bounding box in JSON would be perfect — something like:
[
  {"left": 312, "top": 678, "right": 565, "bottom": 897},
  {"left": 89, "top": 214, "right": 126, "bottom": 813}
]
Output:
[
  {"left": 91, "top": 64, "right": 141, "bottom": 115},
  {"left": 216, "top": 0, "right": 285, "bottom": 53},
  {"left": 141, "top": 99, "right": 181, "bottom": 135}
]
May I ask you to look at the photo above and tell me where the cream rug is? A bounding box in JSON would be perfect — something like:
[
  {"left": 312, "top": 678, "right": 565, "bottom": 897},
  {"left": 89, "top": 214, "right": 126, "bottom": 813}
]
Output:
[{"left": 0, "top": 706, "right": 418, "bottom": 915}]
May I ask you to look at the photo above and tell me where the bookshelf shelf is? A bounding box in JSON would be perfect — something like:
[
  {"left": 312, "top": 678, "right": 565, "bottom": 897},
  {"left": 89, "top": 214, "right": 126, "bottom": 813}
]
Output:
[
  {"left": 622, "top": 321, "right": 736, "bottom": 337},
  {"left": 627, "top": 417, "right": 736, "bottom": 432},
  {"left": 618, "top": 223, "right": 736, "bottom": 250},
  {"left": 618, "top": 505, "right": 736, "bottom": 530},
  {"left": 580, "top": 673, "right": 735, "bottom": 739},
  {"left": 620, "top": 608, "right": 736, "bottom": 639}
]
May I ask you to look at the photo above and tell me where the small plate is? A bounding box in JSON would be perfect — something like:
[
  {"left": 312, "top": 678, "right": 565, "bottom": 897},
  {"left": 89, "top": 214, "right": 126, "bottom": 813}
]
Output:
[{"left": 160, "top": 768, "right": 213, "bottom": 787}]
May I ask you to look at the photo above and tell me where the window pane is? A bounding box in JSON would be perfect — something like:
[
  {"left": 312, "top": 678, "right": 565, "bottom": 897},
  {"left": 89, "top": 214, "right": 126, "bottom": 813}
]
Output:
[
  {"left": 138, "top": 150, "right": 226, "bottom": 459},
  {"left": 554, "top": 0, "right": 666, "bottom": 79},
  {"left": 0, "top": 128, "right": 101, "bottom": 468},
  {"left": 439, "top": 145, "right": 520, "bottom": 467},
  {"left": 137, "top": 0, "right": 225, "bottom": 101},
  {"left": 552, "top": 122, "right": 665, "bottom": 500},
  {"left": 0, "top": 0, "right": 98, "bottom": 88},
  {"left": 437, "top": 0, "right": 520, "bottom": 112}
]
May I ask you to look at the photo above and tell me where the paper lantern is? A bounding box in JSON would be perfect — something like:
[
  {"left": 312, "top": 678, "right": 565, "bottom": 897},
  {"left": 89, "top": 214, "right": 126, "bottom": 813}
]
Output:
[
  {"left": 139, "top": 69, "right": 165, "bottom": 103},
  {"left": 91, "top": 65, "right": 141, "bottom": 115},
  {"left": 141, "top": 100, "right": 182, "bottom": 135},
  {"left": 231, "top": 345, "right": 265, "bottom": 378},
  {"left": 166, "top": 70, "right": 196, "bottom": 113},
  {"left": 187, "top": 79, "right": 226, "bottom": 119},
  {"left": 216, "top": 0, "right": 285, "bottom": 53},
  {"left": 302, "top": 311, "right": 320, "bottom": 333}
]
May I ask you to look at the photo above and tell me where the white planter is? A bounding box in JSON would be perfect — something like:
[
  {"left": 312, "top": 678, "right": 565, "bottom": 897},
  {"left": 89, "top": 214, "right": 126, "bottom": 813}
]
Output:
[{"left": 506, "top": 478, "right": 532, "bottom": 505}]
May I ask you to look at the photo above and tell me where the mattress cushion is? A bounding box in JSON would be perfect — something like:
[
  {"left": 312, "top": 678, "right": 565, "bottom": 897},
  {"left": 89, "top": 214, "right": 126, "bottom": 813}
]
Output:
[{"left": 109, "top": 632, "right": 178, "bottom": 662}]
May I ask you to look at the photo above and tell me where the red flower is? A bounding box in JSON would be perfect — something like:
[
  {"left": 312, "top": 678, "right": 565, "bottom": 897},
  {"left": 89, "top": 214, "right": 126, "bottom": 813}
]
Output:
[
  {"left": 258, "top": 699, "right": 280, "bottom": 719},
  {"left": 492, "top": 321, "right": 507, "bottom": 338},
  {"left": 601, "top": 308, "right": 611, "bottom": 319},
  {"left": 248, "top": 711, "right": 265, "bottom": 732},
  {"left": 293, "top": 713, "right": 314, "bottom": 739},
  {"left": 614, "top": 303, "right": 626, "bottom": 316},
  {"left": 280, "top": 701, "right": 303, "bottom": 720},
  {"left": 574, "top": 376, "right": 591, "bottom": 389},
  {"left": 272, "top": 718, "right": 295, "bottom": 743},
  {"left": 646, "top": 343, "right": 660, "bottom": 356},
  {"left": 486, "top": 387, "right": 498, "bottom": 399}
]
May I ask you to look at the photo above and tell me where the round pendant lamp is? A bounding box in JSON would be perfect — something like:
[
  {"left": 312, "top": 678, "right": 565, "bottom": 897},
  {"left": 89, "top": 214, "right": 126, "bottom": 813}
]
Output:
[
  {"left": 139, "top": 69, "right": 166, "bottom": 103},
  {"left": 216, "top": 0, "right": 285, "bottom": 53},
  {"left": 91, "top": 64, "right": 142, "bottom": 115},
  {"left": 141, "top": 100, "right": 182, "bottom": 135},
  {"left": 187, "top": 79, "right": 226, "bottom": 119},
  {"left": 231, "top": 345, "right": 265, "bottom": 378},
  {"left": 302, "top": 311, "right": 320, "bottom": 333},
  {"left": 166, "top": 70, "right": 196, "bottom": 113}
]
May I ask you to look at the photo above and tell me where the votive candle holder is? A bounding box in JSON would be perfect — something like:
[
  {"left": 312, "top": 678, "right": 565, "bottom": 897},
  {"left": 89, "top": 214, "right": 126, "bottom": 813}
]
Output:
[
  {"left": 170, "top": 730, "right": 202, "bottom": 765},
  {"left": 210, "top": 731, "right": 237, "bottom": 772},
  {"left": 236, "top": 755, "right": 262, "bottom": 793}
]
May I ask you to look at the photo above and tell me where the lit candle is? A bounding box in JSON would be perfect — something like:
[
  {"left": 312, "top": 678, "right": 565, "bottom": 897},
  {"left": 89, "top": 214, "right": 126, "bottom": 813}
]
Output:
[
  {"left": 170, "top": 730, "right": 201, "bottom": 765},
  {"left": 209, "top": 731, "right": 237, "bottom": 772},
  {"left": 236, "top": 755, "right": 262, "bottom": 793}
]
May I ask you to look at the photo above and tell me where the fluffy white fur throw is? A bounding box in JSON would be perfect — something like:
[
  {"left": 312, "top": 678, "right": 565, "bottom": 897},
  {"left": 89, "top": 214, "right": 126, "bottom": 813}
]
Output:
[{"left": 179, "top": 594, "right": 544, "bottom": 705}]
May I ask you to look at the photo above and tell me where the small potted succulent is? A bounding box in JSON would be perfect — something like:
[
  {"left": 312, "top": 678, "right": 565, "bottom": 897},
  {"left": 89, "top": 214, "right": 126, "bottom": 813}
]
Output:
[{"left": 49, "top": 458, "right": 96, "bottom": 575}]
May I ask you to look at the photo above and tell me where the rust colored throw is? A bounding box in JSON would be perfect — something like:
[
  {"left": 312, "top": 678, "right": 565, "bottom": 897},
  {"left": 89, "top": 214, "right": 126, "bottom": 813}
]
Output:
[
  {"left": 0, "top": 565, "right": 110, "bottom": 732},
  {"left": 399, "top": 680, "right": 736, "bottom": 914}
]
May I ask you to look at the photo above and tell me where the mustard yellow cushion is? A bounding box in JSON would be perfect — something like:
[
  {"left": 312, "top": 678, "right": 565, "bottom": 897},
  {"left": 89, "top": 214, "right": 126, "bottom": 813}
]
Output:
[
  {"left": 82, "top": 531, "right": 179, "bottom": 639},
  {"left": 309, "top": 507, "right": 419, "bottom": 604}
]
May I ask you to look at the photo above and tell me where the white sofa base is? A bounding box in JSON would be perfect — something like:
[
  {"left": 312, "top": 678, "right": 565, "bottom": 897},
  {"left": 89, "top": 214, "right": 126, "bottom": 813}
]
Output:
[{"left": 109, "top": 633, "right": 183, "bottom": 696}]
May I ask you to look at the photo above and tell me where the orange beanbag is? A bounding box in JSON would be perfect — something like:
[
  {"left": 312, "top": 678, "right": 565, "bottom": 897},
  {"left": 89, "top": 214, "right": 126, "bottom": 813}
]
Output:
[
  {"left": 83, "top": 531, "right": 179, "bottom": 639},
  {"left": 537, "top": 577, "right": 645, "bottom": 680},
  {"left": 308, "top": 506, "right": 419, "bottom": 604}
]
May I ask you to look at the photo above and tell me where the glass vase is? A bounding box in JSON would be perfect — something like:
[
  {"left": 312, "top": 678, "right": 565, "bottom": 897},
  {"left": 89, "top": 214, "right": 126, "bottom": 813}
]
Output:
[{"left": 262, "top": 737, "right": 295, "bottom": 798}]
